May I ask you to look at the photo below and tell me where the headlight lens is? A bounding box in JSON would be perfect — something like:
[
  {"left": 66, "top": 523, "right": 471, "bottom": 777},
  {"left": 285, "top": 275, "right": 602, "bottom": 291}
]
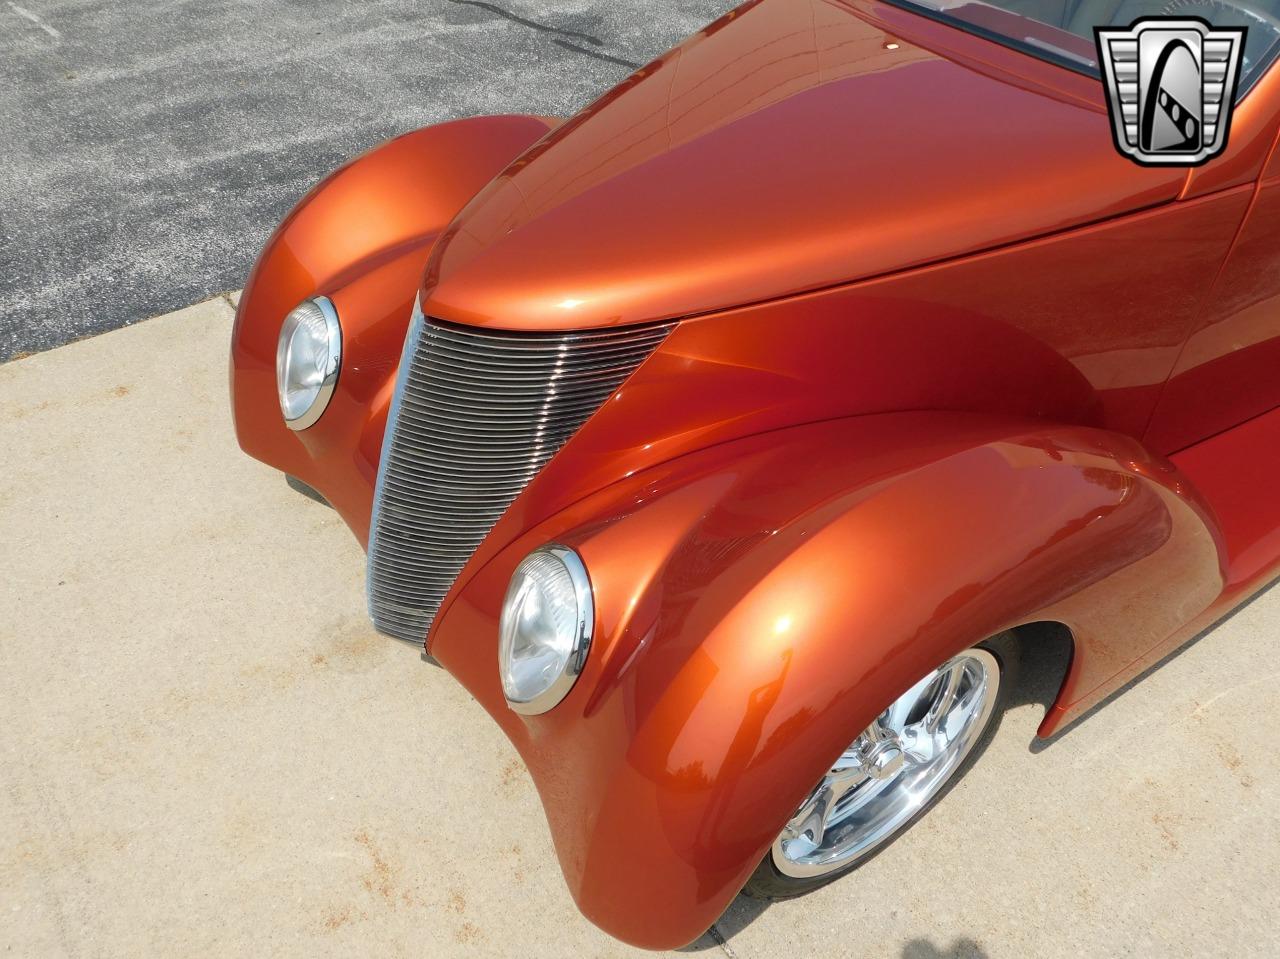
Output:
[
  {"left": 498, "top": 546, "right": 594, "bottom": 714},
  {"left": 276, "top": 297, "right": 341, "bottom": 430}
]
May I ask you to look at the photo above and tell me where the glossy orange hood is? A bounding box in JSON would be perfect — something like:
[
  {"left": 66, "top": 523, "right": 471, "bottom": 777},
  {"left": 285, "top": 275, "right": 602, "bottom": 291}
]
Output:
[{"left": 422, "top": 0, "right": 1186, "bottom": 331}]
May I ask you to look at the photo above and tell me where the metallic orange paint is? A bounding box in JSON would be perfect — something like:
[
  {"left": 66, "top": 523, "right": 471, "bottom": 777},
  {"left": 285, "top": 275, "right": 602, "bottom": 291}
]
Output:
[
  {"left": 1183, "top": 51, "right": 1280, "bottom": 199},
  {"left": 421, "top": 0, "right": 1187, "bottom": 332},
  {"left": 229, "top": 0, "right": 1280, "bottom": 950},
  {"left": 1147, "top": 170, "right": 1280, "bottom": 452},
  {"left": 230, "top": 115, "right": 560, "bottom": 543},
  {"left": 425, "top": 183, "right": 1253, "bottom": 650},
  {"left": 429, "top": 412, "right": 1234, "bottom": 948}
]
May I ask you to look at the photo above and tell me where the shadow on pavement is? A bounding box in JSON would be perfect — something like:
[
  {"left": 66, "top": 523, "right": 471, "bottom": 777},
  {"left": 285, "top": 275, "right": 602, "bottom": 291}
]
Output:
[
  {"left": 677, "top": 896, "right": 770, "bottom": 952},
  {"left": 902, "top": 937, "right": 990, "bottom": 958}
]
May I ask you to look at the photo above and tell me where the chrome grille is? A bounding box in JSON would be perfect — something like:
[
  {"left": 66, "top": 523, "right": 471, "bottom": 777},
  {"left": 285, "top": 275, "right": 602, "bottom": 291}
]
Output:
[{"left": 367, "top": 307, "right": 673, "bottom": 644}]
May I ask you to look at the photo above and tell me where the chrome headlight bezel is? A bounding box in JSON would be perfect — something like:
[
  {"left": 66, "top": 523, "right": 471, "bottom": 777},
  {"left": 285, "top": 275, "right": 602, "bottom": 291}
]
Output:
[
  {"left": 276, "top": 296, "right": 341, "bottom": 431},
  {"left": 498, "top": 545, "right": 594, "bottom": 715}
]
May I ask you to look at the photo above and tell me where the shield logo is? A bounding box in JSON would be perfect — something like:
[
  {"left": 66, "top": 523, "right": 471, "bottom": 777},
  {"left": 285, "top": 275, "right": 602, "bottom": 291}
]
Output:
[{"left": 1095, "top": 18, "right": 1246, "bottom": 166}]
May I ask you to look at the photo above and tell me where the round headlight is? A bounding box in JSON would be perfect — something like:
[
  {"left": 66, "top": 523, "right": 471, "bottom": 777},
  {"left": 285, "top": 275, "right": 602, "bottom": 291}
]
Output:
[
  {"left": 498, "top": 545, "right": 594, "bottom": 715},
  {"left": 276, "top": 297, "right": 341, "bottom": 430}
]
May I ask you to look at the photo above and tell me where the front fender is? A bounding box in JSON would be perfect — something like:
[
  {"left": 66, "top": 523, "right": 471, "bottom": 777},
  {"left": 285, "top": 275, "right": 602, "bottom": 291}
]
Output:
[
  {"left": 429, "top": 411, "right": 1224, "bottom": 949},
  {"left": 229, "top": 115, "right": 559, "bottom": 543}
]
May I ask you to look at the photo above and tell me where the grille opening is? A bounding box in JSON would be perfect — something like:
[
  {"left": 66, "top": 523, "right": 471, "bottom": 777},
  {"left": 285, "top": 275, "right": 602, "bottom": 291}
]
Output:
[{"left": 366, "top": 315, "right": 673, "bottom": 644}]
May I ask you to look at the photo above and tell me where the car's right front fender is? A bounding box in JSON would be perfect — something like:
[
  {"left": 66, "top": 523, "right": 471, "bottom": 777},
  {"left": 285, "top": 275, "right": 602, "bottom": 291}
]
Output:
[{"left": 229, "top": 114, "right": 559, "bottom": 542}]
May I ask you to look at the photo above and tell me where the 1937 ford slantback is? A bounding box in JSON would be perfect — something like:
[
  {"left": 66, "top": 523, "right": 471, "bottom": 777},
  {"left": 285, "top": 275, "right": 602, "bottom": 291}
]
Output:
[{"left": 229, "top": 0, "right": 1280, "bottom": 948}]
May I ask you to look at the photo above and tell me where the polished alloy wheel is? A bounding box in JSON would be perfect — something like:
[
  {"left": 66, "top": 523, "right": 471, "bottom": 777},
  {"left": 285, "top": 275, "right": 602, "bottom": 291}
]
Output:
[{"left": 772, "top": 648, "right": 1000, "bottom": 878}]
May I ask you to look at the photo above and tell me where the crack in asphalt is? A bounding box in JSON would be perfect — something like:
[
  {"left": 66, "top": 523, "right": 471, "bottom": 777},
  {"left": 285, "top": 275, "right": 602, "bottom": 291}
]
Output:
[
  {"left": 446, "top": 0, "right": 603, "bottom": 44},
  {"left": 552, "top": 38, "right": 640, "bottom": 69},
  {"left": 448, "top": 0, "right": 640, "bottom": 68}
]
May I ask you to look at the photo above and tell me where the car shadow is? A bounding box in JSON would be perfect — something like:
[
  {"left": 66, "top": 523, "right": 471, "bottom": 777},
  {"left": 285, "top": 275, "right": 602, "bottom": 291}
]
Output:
[
  {"left": 681, "top": 909, "right": 992, "bottom": 955},
  {"left": 901, "top": 938, "right": 990, "bottom": 958},
  {"left": 285, "top": 473, "right": 332, "bottom": 507},
  {"left": 1005, "top": 620, "right": 1073, "bottom": 727},
  {"left": 677, "top": 899, "right": 769, "bottom": 952}
]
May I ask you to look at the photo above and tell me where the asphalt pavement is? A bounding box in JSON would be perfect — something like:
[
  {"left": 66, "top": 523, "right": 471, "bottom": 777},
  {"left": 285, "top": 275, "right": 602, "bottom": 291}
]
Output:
[{"left": 0, "top": 0, "right": 734, "bottom": 361}]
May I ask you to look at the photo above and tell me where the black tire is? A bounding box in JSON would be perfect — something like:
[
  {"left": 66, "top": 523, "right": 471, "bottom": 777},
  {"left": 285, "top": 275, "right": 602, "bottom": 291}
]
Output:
[{"left": 742, "top": 631, "right": 1020, "bottom": 901}]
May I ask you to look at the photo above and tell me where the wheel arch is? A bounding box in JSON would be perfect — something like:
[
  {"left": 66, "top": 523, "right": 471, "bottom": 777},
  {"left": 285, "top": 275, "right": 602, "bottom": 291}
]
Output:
[{"left": 1005, "top": 620, "right": 1076, "bottom": 735}]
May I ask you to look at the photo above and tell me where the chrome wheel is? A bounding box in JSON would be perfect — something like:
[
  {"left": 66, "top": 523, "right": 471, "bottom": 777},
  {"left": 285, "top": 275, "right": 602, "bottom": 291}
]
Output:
[{"left": 772, "top": 648, "right": 1000, "bottom": 878}]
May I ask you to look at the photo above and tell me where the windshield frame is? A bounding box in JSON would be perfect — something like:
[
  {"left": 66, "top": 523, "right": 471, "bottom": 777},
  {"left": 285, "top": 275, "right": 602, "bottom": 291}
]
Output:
[{"left": 880, "top": 0, "right": 1277, "bottom": 101}]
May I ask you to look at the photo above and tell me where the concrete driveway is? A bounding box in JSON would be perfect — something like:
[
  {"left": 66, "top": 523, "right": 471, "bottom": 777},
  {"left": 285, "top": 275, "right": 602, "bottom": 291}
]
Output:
[{"left": 2, "top": 298, "right": 1278, "bottom": 957}]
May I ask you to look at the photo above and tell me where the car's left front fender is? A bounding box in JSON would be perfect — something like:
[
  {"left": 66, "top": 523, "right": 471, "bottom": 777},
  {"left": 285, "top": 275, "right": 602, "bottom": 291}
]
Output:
[{"left": 429, "top": 411, "right": 1223, "bottom": 949}]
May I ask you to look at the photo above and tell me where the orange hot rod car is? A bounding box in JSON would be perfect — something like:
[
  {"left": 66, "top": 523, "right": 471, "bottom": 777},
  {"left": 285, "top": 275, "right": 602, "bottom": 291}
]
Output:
[{"left": 230, "top": 0, "right": 1280, "bottom": 949}]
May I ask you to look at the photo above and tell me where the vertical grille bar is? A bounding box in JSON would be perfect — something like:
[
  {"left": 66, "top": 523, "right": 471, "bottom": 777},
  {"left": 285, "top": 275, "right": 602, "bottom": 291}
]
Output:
[{"left": 366, "top": 305, "right": 672, "bottom": 644}]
